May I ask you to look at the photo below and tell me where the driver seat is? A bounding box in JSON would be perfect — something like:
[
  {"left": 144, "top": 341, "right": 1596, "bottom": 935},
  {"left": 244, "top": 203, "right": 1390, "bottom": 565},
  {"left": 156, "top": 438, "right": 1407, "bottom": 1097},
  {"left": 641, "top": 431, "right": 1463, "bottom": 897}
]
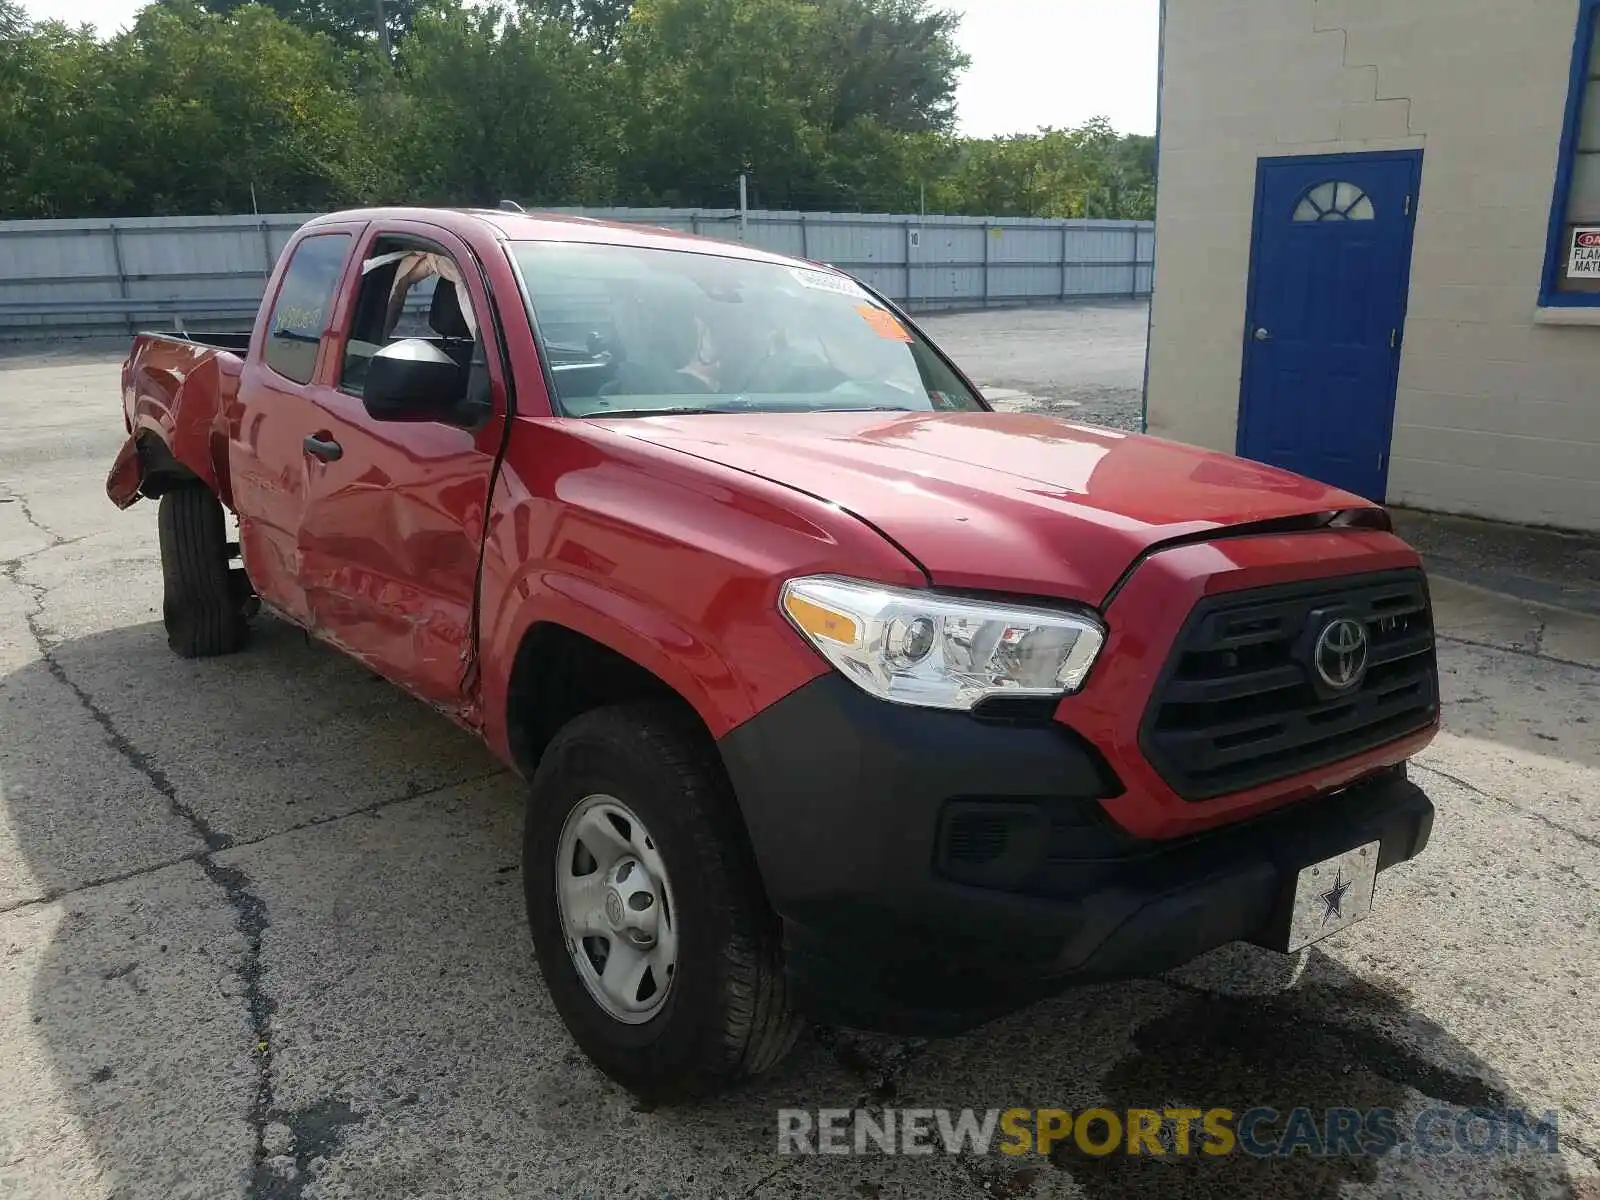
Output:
[{"left": 430, "top": 280, "right": 477, "bottom": 367}]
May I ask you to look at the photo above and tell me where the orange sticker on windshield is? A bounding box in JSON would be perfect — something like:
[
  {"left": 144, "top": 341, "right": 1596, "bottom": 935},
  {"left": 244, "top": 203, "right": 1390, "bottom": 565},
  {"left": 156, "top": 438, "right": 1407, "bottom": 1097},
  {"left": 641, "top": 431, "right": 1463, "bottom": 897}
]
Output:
[{"left": 856, "top": 304, "right": 914, "bottom": 342}]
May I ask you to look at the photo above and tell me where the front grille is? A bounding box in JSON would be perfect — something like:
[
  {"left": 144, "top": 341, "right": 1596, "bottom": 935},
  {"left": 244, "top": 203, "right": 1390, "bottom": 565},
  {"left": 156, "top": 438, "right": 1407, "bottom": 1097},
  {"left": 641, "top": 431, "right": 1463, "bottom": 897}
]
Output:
[{"left": 1140, "top": 570, "right": 1438, "bottom": 801}]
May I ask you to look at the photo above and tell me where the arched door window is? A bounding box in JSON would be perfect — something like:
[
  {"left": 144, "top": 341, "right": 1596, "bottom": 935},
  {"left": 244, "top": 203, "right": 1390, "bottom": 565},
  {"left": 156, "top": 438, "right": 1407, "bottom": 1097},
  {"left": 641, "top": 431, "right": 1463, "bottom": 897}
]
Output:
[{"left": 1293, "top": 181, "right": 1376, "bottom": 222}]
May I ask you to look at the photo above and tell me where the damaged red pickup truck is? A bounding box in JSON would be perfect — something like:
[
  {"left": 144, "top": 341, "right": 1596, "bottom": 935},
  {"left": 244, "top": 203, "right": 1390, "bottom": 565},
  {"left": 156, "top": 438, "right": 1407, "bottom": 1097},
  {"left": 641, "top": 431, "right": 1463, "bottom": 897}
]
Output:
[{"left": 108, "top": 207, "right": 1439, "bottom": 1099}]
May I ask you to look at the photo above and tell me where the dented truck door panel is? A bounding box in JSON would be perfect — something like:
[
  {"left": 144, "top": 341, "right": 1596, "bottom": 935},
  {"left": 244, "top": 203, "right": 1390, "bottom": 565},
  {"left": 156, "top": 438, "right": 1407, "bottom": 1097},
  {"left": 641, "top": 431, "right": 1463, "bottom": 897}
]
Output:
[
  {"left": 293, "top": 221, "right": 508, "bottom": 716},
  {"left": 230, "top": 227, "right": 363, "bottom": 627}
]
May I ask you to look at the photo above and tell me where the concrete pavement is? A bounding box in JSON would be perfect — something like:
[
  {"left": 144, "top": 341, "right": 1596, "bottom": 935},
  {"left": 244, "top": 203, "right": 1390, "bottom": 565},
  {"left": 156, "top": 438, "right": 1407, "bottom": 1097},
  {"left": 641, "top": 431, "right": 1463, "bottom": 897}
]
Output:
[
  {"left": 1, "top": 323, "right": 1597, "bottom": 1199},
  {"left": 921, "top": 302, "right": 1149, "bottom": 430}
]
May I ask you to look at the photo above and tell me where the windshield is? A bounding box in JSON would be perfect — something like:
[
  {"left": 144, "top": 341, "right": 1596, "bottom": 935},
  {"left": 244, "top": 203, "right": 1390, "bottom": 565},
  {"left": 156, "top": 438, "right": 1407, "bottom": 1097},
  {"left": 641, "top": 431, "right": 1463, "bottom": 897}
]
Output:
[{"left": 511, "top": 241, "right": 987, "bottom": 418}]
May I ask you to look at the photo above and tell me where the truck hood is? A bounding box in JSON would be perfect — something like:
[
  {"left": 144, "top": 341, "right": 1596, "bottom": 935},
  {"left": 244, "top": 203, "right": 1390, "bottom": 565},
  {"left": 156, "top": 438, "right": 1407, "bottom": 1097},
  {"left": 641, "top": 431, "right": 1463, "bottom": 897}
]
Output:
[{"left": 596, "top": 410, "right": 1377, "bottom": 604}]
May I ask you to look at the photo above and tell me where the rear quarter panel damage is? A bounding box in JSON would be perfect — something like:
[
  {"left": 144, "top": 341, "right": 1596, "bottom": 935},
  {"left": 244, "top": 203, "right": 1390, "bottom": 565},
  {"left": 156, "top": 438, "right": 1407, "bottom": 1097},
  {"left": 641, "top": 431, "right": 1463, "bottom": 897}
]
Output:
[{"left": 115, "top": 335, "right": 243, "bottom": 509}]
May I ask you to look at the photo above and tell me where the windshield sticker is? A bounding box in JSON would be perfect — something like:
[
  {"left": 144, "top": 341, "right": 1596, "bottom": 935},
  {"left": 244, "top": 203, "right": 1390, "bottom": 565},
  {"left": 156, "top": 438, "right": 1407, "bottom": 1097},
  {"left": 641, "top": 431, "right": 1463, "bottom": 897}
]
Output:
[
  {"left": 855, "top": 304, "right": 913, "bottom": 342},
  {"left": 790, "top": 266, "right": 870, "bottom": 300}
]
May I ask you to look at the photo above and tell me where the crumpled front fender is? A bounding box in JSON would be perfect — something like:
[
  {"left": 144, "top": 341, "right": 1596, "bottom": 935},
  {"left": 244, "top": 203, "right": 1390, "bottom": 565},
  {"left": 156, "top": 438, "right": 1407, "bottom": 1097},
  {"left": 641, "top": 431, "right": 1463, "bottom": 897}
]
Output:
[{"left": 106, "top": 435, "right": 143, "bottom": 509}]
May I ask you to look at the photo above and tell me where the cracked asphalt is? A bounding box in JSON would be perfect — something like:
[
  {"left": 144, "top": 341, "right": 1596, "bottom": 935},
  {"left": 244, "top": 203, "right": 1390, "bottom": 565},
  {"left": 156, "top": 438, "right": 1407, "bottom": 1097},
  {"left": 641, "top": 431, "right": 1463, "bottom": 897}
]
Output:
[{"left": 1, "top": 312, "right": 1598, "bottom": 1199}]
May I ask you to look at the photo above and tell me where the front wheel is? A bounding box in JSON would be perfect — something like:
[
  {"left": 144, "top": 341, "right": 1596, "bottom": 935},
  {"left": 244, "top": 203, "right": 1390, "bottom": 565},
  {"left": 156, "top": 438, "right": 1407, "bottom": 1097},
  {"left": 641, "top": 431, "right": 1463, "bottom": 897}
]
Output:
[{"left": 524, "top": 703, "right": 802, "bottom": 1101}]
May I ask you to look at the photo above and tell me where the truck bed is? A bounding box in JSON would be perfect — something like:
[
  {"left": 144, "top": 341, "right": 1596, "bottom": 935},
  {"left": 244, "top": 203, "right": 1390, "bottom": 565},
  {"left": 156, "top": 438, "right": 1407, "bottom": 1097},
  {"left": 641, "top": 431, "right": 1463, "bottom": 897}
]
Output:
[
  {"left": 139, "top": 330, "right": 252, "bottom": 354},
  {"left": 110, "top": 332, "right": 245, "bottom": 510}
]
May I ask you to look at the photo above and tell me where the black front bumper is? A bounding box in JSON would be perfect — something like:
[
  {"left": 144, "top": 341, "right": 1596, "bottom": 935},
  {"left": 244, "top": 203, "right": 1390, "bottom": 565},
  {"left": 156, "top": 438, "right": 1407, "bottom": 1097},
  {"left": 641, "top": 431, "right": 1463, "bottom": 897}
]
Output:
[{"left": 717, "top": 675, "right": 1434, "bottom": 1036}]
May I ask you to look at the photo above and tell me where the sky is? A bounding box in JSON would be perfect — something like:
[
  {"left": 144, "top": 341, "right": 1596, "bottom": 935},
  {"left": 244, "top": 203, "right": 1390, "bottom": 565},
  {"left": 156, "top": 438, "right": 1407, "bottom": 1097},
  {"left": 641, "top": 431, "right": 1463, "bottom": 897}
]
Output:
[
  {"left": 944, "top": 0, "right": 1159, "bottom": 137},
  {"left": 21, "top": 0, "right": 1161, "bottom": 138}
]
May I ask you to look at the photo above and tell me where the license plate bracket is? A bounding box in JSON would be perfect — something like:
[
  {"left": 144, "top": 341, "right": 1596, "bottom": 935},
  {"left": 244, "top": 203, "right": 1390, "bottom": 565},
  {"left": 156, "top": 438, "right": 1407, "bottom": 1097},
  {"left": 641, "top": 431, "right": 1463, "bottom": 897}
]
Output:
[{"left": 1286, "top": 840, "right": 1381, "bottom": 953}]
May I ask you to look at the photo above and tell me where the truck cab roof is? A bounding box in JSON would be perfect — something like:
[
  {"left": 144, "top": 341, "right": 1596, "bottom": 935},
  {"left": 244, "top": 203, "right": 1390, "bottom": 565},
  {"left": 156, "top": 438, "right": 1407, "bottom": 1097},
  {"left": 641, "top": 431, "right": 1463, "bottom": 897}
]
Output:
[{"left": 300, "top": 206, "right": 806, "bottom": 268}]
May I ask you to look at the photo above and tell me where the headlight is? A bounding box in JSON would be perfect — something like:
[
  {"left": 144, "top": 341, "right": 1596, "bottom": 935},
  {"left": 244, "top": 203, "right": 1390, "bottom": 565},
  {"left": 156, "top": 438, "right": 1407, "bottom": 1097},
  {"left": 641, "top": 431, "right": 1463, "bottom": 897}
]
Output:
[{"left": 780, "top": 576, "right": 1106, "bottom": 712}]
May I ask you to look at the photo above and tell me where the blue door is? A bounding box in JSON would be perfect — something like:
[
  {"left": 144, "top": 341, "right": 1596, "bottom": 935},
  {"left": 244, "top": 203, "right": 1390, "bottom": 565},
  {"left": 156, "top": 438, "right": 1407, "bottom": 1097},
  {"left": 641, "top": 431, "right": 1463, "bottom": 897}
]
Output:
[{"left": 1238, "top": 151, "right": 1422, "bottom": 501}]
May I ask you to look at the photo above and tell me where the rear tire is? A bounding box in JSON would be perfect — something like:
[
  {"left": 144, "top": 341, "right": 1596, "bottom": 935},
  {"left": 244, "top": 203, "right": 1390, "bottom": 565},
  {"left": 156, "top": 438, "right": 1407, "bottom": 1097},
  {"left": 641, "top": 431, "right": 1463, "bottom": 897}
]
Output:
[
  {"left": 158, "top": 486, "right": 248, "bottom": 659},
  {"left": 524, "top": 703, "right": 803, "bottom": 1101}
]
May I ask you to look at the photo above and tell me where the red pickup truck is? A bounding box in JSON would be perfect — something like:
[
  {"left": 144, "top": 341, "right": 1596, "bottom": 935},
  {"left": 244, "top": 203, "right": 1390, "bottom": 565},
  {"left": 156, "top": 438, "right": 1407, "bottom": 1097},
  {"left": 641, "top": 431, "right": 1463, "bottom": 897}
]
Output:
[{"left": 107, "top": 207, "right": 1439, "bottom": 1099}]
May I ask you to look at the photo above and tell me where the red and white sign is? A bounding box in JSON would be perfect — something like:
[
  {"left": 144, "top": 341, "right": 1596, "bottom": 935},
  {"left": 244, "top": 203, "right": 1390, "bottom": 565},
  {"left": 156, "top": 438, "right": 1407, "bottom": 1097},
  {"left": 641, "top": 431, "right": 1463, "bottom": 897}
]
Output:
[{"left": 1571, "top": 228, "right": 1600, "bottom": 278}]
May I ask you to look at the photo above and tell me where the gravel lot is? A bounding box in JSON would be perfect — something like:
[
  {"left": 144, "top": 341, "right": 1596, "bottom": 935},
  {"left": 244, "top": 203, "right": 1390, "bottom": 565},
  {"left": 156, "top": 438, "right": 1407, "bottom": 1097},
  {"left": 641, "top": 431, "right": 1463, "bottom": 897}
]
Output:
[
  {"left": 922, "top": 301, "right": 1149, "bottom": 429},
  {"left": 0, "top": 310, "right": 1596, "bottom": 1200}
]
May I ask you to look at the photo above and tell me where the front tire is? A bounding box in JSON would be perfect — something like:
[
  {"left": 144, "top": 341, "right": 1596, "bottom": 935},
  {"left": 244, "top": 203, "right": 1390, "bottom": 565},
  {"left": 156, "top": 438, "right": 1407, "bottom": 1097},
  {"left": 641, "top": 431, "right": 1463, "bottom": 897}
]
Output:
[
  {"left": 524, "top": 703, "right": 802, "bottom": 1101},
  {"left": 157, "top": 486, "right": 248, "bottom": 659}
]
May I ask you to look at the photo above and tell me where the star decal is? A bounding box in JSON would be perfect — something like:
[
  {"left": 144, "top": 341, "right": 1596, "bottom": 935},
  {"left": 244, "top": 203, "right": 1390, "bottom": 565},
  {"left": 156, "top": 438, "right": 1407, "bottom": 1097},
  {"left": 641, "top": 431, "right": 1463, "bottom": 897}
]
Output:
[{"left": 1319, "top": 870, "right": 1353, "bottom": 925}]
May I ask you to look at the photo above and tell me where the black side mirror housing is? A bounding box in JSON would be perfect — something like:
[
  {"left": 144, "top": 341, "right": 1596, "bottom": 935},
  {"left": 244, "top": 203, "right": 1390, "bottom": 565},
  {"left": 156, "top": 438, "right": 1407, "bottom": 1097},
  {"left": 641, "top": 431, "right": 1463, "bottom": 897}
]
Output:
[{"left": 362, "top": 338, "right": 470, "bottom": 423}]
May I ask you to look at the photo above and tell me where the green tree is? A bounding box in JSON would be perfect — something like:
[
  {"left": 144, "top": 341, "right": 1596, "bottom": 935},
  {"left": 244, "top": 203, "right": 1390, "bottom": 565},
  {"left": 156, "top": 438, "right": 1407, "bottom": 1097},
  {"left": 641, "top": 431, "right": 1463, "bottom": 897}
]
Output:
[
  {"left": 613, "top": 0, "right": 820, "bottom": 206},
  {"left": 0, "top": 0, "right": 27, "bottom": 37},
  {"left": 89, "top": 4, "right": 387, "bottom": 215},
  {"left": 808, "top": 120, "right": 956, "bottom": 212},
  {"left": 530, "top": 0, "right": 635, "bottom": 56},
  {"left": 198, "top": 0, "right": 424, "bottom": 49},
  {"left": 0, "top": 0, "right": 1155, "bottom": 221},
  {"left": 0, "top": 18, "right": 132, "bottom": 217},
  {"left": 928, "top": 119, "right": 1155, "bottom": 221},
  {"left": 809, "top": 0, "right": 967, "bottom": 134},
  {"left": 391, "top": 1, "right": 615, "bottom": 206},
  {"left": 611, "top": 0, "right": 966, "bottom": 209}
]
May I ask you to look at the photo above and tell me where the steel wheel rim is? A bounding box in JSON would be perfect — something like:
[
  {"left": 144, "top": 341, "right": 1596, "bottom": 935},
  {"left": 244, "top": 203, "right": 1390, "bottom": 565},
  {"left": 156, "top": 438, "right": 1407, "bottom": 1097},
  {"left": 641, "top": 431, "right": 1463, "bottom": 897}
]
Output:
[{"left": 555, "top": 794, "right": 678, "bottom": 1025}]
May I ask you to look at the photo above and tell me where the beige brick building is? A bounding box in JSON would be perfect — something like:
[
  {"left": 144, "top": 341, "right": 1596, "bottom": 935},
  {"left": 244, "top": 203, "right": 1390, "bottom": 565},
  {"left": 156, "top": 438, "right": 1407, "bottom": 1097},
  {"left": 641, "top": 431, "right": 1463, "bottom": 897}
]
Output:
[{"left": 1146, "top": 0, "right": 1600, "bottom": 531}]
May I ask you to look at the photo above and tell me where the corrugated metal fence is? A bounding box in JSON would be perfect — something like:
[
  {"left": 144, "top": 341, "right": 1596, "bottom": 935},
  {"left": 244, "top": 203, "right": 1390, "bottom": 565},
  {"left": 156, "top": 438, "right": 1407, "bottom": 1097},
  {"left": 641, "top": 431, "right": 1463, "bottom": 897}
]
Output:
[{"left": 0, "top": 207, "right": 1154, "bottom": 337}]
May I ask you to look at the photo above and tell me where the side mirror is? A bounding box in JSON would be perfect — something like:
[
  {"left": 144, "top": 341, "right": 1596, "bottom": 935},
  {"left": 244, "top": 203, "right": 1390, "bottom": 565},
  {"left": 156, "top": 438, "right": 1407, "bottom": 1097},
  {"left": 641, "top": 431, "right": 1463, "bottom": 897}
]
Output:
[{"left": 362, "top": 338, "right": 469, "bottom": 423}]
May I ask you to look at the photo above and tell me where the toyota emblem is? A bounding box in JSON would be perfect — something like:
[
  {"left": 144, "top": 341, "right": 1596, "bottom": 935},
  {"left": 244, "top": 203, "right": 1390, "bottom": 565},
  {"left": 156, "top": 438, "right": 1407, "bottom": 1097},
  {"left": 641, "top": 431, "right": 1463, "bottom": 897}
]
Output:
[{"left": 1314, "top": 617, "right": 1370, "bottom": 691}]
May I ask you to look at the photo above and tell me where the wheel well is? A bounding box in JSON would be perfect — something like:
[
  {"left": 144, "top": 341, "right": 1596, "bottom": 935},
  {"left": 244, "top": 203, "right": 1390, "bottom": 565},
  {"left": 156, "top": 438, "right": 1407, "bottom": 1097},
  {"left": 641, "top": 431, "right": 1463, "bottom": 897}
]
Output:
[
  {"left": 505, "top": 623, "right": 696, "bottom": 779},
  {"left": 135, "top": 432, "right": 202, "bottom": 499},
  {"left": 504, "top": 623, "right": 776, "bottom": 917}
]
